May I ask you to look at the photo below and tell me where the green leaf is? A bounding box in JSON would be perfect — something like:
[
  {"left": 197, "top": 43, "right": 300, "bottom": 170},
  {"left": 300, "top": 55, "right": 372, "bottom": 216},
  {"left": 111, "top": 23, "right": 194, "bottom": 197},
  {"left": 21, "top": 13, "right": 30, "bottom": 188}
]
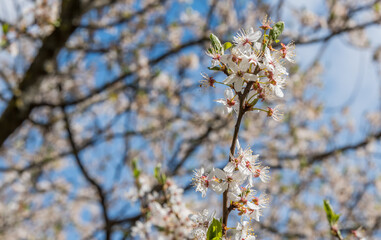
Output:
[
  {"left": 208, "top": 66, "right": 221, "bottom": 71},
  {"left": 2, "top": 23, "right": 9, "bottom": 34},
  {"left": 154, "top": 164, "right": 167, "bottom": 184},
  {"left": 300, "top": 157, "right": 308, "bottom": 169},
  {"left": 210, "top": 33, "right": 223, "bottom": 53},
  {"left": 160, "top": 173, "right": 167, "bottom": 184},
  {"left": 206, "top": 218, "right": 222, "bottom": 240},
  {"left": 52, "top": 19, "right": 61, "bottom": 27},
  {"left": 374, "top": 2, "right": 381, "bottom": 12},
  {"left": 251, "top": 98, "right": 259, "bottom": 107},
  {"left": 223, "top": 42, "right": 232, "bottom": 51},
  {"left": 132, "top": 159, "right": 141, "bottom": 179},
  {"left": 154, "top": 164, "right": 161, "bottom": 179},
  {"left": 323, "top": 200, "right": 341, "bottom": 226},
  {"left": 269, "top": 21, "right": 285, "bottom": 41},
  {"left": 0, "top": 39, "right": 7, "bottom": 48}
]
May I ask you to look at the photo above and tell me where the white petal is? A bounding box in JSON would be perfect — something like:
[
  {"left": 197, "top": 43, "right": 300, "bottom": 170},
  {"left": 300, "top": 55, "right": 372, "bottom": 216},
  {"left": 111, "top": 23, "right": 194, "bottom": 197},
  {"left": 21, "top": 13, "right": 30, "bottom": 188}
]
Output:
[
  {"left": 215, "top": 99, "right": 227, "bottom": 105},
  {"left": 223, "top": 75, "right": 235, "bottom": 85},
  {"left": 274, "top": 86, "right": 284, "bottom": 98},
  {"left": 223, "top": 162, "right": 235, "bottom": 173},
  {"left": 243, "top": 73, "right": 257, "bottom": 81},
  {"left": 254, "top": 42, "right": 262, "bottom": 51},
  {"left": 248, "top": 30, "right": 262, "bottom": 42},
  {"left": 232, "top": 171, "right": 246, "bottom": 183},
  {"left": 225, "top": 88, "right": 234, "bottom": 99},
  {"left": 220, "top": 54, "right": 230, "bottom": 66},
  {"left": 236, "top": 139, "right": 241, "bottom": 152},
  {"left": 239, "top": 58, "right": 250, "bottom": 71},
  {"left": 247, "top": 201, "right": 260, "bottom": 210},
  {"left": 234, "top": 79, "right": 244, "bottom": 92},
  {"left": 227, "top": 192, "right": 240, "bottom": 202},
  {"left": 238, "top": 163, "right": 247, "bottom": 174},
  {"left": 212, "top": 168, "right": 226, "bottom": 179}
]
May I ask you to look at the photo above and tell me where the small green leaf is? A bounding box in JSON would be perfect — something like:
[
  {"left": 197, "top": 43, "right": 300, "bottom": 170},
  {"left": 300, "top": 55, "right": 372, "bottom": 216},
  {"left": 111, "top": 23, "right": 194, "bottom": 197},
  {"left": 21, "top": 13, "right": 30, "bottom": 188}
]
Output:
[
  {"left": 323, "top": 200, "right": 341, "bottom": 226},
  {"left": 132, "top": 159, "right": 141, "bottom": 179},
  {"left": 2, "top": 23, "right": 9, "bottom": 34},
  {"left": 374, "top": 2, "right": 380, "bottom": 12},
  {"left": 206, "top": 218, "right": 222, "bottom": 240},
  {"left": 208, "top": 66, "right": 221, "bottom": 71},
  {"left": 300, "top": 157, "right": 308, "bottom": 169},
  {"left": 250, "top": 98, "right": 259, "bottom": 107},
  {"left": 154, "top": 164, "right": 167, "bottom": 184},
  {"left": 154, "top": 164, "right": 161, "bottom": 179},
  {"left": 269, "top": 21, "right": 285, "bottom": 41},
  {"left": 210, "top": 33, "right": 223, "bottom": 53},
  {"left": 52, "top": 19, "right": 61, "bottom": 27},
  {"left": 223, "top": 42, "right": 232, "bottom": 51},
  {"left": 160, "top": 173, "right": 167, "bottom": 184},
  {"left": 0, "top": 39, "right": 7, "bottom": 48}
]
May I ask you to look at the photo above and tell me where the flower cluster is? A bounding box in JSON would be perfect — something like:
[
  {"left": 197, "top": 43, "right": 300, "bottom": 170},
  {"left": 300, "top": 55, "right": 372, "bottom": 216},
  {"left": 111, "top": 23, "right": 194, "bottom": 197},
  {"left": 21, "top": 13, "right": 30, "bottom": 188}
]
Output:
[
  {"left": 203, "top": 22, "right": 295, "bottom": 121},
  {"left": 191, "top": 20, "right": 294, "bottom": 239},
  {"left": 131, "top": 177, "right": 193, "bottom": 239},
  {"left": 130, "top": 164, "right": 193, "bottom": 239},
  {"left": 192, "top": 140, "right": 269, "bottom": 239}
]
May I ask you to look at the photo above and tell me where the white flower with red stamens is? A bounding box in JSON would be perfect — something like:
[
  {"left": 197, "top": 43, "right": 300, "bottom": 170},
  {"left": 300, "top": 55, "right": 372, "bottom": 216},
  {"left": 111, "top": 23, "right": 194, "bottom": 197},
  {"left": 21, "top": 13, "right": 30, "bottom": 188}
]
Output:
[
  {"left": 251, "top": 193, "right": 269, "bottom": 209},
  {"left": 221, "top": 56, "right": 257, "bottom": 92},
  {"left": 200, "top": 73, "right": 216, "bottom": 88},
  {"left": 253, "top": 166, "right": 270, "bottom": 183},
  {"left": 192, "top": 167, "right": 209, "bottom": 197},
  {"left": 261, "top": 47, "right": 288, "bottom": 75},
  {"left": 189, "top": 209, "right": 215, "bottom": 239},
  {"left": 228, "top": 187, "right": 258, "bottom": 208},
  {"left": 210, "top": 168, "right": 245, "bottom": 194},
  {"left": 232, "top": 221, "right": 256, "bottom": 240},
  {"left": 216, "top": 88, "right": 239, "bottom": 115},
  {"left": 279, "top": 42, "right": 296, "bottom": 63},
  {"left": 247, "top": 207, "right": 263, "bottom": 222},
  {"left": 233, "top": 27, "right": 262, "bottom": 51},
  {"left": 267, "top": 105, "right": 283, "bottom": 121},
  {"left": 205, "top": 45, "right": 224, "bottom": 67}
]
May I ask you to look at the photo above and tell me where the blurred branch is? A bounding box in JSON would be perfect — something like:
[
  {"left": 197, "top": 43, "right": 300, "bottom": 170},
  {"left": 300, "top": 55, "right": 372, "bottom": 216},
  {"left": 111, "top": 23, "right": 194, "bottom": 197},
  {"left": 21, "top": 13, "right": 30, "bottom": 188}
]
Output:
[
  {"left": 270, "top": 130, "right": 381, "bottom": 169},
  {"left": 258, "top": 222, "right": 307, "bottom": 239},
  {"left": 78, "top": 0, "right": 166, "bottom": 30},
  {"left": 295, "top": 17, "right": 381, "bottom": 45},
  {"left": 0, "top": 0, "right": 84, "bottom": 148},
  {"left": 348, "top": 0, "right": 381, "bottom": 17},
  {"left": 34, "top": 38, "right": 208, "bottom": 109},
  {"left": 169, "top": 116, "right": 227, "bottom": 175},
  {"left": 62, "top": 105, "right": 112, "bottom": 240}
]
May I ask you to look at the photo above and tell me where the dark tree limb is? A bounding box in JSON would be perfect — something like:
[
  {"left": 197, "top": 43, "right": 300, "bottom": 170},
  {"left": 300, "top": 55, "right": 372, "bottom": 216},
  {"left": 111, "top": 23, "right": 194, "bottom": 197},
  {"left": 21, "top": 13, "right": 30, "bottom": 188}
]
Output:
[
  {"left": 270, "top": 130, "right": 381, "bottom": 169},
  {"left": 62, "top": 105, "right": 112, "bottom": 240},
  {"left": 0, "top": 0, "right": 84, "bottom": 148}
]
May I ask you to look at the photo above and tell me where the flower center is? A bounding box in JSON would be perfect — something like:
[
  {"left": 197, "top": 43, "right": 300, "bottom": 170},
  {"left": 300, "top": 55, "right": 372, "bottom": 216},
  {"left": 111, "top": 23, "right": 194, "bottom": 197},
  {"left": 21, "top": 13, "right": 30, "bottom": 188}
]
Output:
[{"left": 227, "top": 98, "right": 236, "bottom": 107}]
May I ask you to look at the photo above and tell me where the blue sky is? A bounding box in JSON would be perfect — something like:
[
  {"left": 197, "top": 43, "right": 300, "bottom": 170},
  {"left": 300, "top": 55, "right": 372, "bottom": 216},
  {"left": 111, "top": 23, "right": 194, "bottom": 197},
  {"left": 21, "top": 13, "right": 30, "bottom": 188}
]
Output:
[{"left": 0, "top": 0, "right": 380, "bottom": 239}]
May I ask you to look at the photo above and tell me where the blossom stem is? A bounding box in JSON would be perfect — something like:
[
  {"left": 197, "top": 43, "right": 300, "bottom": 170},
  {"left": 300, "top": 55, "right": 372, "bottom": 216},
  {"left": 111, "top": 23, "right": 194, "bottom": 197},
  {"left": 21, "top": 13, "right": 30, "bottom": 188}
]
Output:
[
  {"left": 252, "top": 107, "right": 267, "bottom": 112},
  {"left": 222, "top": 81, "right": 255, "bottom": 234},
  {"left": 222, "top": 107, "right": 244, "bottom": 233}
]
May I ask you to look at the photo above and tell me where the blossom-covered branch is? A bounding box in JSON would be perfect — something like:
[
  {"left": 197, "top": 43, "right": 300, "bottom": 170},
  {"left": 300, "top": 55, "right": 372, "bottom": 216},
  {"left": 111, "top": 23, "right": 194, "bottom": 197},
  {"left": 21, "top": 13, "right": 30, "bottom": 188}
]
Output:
[{"left": 192, "top": 18, "right": 295, "bottom": 239}]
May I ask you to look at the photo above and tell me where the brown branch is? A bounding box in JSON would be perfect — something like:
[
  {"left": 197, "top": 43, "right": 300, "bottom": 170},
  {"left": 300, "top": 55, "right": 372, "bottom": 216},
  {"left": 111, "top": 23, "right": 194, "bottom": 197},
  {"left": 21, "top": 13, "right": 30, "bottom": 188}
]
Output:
[
  {"left": 170, "top": 116, "right": 227, "bottom": 175},
  {"left": 0, "top": 0, "right": 84, "bottom": 148},
  {"left": 33, "top": 37, "right": 208, "bottom": 109},
  {"left": 78, "top": 0, "right": 166, "bottom": 30},
  {"left": 295, "top": 18, "right": 381, "bottom": 45},
  {"left": 222, "top": 81, "right": 254, "bottom": 234},
  {"left": 270, "top": 129, "right": 381, "bottom": 169},
  {"left": 62, "top": 106, "right": 112, "bottom": 240}
]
